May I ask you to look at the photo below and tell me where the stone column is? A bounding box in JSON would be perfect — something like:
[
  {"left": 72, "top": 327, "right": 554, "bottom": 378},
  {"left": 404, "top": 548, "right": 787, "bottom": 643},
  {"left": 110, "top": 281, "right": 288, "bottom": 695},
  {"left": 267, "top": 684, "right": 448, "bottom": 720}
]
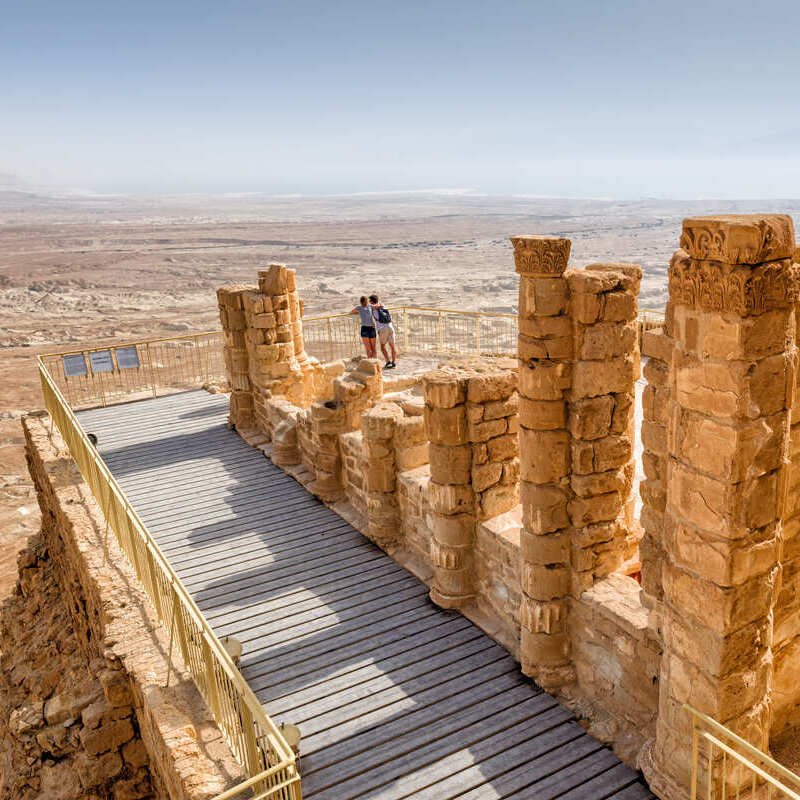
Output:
[
  {"left": 308, "top": 358, "right": 383, "bottom": 502},
  {"left": 425, "top": 360, "right": 520, "bottom": 609},
  {"left": 217, "top": 285, "right": 256, "bottom": 430},
  {"left": 513, "top": 236, "right": 575, "bottom": 688},
  {"left": 425, "top": 369, "right": 475, "bottom": 609},
  {"left": 567, "top": 264, "right": 641, "bottom": 595},
  {"left": 363, "top": 402, "right": 404, "bottom": 550},
  {"left": 648, "top": 214, "right": 797, "bottom": 799},
  {"left": 639, "top": 328, "right": 672, "bottom": 605}
]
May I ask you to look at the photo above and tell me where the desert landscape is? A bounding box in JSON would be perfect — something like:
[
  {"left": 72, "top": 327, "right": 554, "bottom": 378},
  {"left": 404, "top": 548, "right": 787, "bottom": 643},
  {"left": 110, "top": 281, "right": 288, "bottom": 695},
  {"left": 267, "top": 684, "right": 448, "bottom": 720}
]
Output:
[{"left": 2, "top": 190, "right": 800, "bottom": 593}]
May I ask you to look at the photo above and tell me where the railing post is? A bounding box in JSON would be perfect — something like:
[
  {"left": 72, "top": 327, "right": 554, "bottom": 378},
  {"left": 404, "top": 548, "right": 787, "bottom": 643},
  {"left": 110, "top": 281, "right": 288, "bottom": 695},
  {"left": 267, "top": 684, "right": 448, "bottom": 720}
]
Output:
[
  {"left": 437, "top": 311, "right": 444, "bottom": 352},
  {"left": 145, "top": 342, "right": 158, "bottom": 398},
  {"left": 474, "top": 315, "right": 481, "bottom": 354},
  {"left": 326, "top": 317, "right": 333, "bottom": 362}
]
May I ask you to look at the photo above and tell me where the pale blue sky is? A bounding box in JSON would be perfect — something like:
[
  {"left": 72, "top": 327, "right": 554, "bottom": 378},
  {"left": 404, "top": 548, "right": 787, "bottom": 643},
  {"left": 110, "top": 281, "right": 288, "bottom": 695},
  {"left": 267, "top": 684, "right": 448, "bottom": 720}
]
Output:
[{"left": 2, "top": 0, "right": 799, "bottom": 196}]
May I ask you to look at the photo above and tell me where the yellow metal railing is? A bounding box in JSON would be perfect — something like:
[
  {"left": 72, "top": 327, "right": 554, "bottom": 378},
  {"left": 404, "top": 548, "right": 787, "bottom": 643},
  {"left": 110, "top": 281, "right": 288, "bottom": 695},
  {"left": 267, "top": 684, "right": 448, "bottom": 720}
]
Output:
[
  {"left": 687, "top": 705, "right": 800, "bottom": 800},
  {"left": 303, "top": 305, "right": 666, "bottom": 362},
  {"left": 40, "top": 331, "right": 226, "bottom": 410},
  {"left": 302, "top": 305, "right": 518, "bottom": 362},
  {"left": 37, "top": 358, "right": 301, "bottom": 800}
]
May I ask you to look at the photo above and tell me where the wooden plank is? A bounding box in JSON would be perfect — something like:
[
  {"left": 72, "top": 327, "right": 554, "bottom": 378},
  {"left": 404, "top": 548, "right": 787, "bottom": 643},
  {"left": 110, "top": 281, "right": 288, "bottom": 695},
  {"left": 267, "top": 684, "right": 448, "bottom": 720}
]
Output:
[
  {"left": 267, "top": 625, "right": 488, "bottom": 719},
  {"left": 452, "top": 739, "right": 616, "bottom": 800},
  {"left": 305, "top": 701, "right": 570, "bottom": 799},
  {"left": 300, "top": 667, "right": 527, "bottom": 758},
  {"left": 278, "top": 650, "right": 513, "bottom": 737},
  {"left": 302, "top": 681, "right": 542, "bottom": 778},
  {"left": 553, "top": 761, "right": 642, "bottom": 800},
  {"left": 245, "top": 605, "right": 453, "bottom": 690},
  {"left": 363, "top": 722, "right": 594, "bottom": 800}
]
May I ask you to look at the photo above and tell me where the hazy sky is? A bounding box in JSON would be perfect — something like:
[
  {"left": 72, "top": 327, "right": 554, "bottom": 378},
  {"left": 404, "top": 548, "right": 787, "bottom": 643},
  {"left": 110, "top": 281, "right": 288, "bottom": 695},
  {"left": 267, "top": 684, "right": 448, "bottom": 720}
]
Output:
[{"left": 2, "top": 0, "right": 800, "bottom": 197}]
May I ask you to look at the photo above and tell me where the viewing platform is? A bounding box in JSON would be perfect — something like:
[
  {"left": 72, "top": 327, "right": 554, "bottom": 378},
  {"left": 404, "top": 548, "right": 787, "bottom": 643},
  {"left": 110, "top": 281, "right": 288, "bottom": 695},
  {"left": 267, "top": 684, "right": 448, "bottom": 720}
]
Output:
[{"left": 76, "top": 389, "right": 654, "bottom": 800}]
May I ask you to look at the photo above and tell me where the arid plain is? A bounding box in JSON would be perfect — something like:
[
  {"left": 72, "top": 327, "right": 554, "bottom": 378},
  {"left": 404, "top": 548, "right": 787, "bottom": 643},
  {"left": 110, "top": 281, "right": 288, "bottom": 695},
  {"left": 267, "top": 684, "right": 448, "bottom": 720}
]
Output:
[{"left": 2, "top": 191, "right": 800, "bottom": 594}]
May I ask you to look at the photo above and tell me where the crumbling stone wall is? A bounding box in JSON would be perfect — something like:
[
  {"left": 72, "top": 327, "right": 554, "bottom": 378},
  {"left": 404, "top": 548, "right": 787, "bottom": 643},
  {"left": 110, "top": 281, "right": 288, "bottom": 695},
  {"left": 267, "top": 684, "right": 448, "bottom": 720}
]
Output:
[
  {"left": 644, "top": 214, "right": 799, "bottom": 800},
  {"left": 513, "top": 235, "right": 643, "bottom": 690},
  {"left": 14, "top": 416, "right": 243, "bottom": 800},
  {"left": 217, "top": 265, "right": 326, "bottom": 438},
  {"left": 422, "top": 360, "right": 519, "bottom": 609}
]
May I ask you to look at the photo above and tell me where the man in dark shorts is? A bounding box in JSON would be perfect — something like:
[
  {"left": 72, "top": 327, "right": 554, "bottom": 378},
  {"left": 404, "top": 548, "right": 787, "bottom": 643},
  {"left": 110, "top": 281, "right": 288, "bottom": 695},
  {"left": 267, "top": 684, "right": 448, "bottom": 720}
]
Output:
[{"left": 351, "top": 296, "right": 377, "bottom": 357}]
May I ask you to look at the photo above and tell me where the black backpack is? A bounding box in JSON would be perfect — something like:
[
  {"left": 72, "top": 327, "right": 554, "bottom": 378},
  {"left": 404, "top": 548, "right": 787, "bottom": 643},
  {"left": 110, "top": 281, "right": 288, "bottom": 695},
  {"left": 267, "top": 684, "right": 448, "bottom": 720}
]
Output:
[{"left": 376, "top": 306, "right": 392, "bottom": 324}]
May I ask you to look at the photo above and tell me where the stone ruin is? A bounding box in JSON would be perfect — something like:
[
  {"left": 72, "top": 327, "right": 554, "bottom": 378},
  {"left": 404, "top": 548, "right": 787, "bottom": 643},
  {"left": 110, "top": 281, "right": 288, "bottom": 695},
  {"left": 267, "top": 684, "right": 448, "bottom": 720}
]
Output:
[{"left": 211, "top": 213, "right": 800, "bottom": 799}]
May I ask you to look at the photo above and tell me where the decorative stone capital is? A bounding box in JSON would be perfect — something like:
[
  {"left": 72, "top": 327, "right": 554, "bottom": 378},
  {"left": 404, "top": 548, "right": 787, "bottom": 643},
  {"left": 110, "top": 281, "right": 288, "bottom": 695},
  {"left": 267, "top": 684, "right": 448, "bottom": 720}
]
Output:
[
  {"left": 511, "top": 236, "right": 571, "bottom": 276},
  {"left": 668, "top": 249, "right": 798, "bottom": 315},
  {"left": 680, "top": 214, "right": 795, "bottom": 265}
]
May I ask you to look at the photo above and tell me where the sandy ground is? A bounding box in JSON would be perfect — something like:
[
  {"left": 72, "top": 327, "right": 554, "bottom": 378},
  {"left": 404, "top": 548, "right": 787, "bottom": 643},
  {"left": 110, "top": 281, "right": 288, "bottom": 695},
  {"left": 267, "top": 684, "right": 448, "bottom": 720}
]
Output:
[{"left": 2, "top": 190, "right": 799, "bottom": 613}]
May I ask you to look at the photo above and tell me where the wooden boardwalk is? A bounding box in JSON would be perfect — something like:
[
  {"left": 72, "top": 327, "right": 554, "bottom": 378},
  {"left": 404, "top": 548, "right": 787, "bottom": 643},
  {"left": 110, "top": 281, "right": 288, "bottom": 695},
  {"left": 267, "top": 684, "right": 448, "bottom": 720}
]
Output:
[{"left": 77, "top": 390, "right": 655, "bottom": 800}]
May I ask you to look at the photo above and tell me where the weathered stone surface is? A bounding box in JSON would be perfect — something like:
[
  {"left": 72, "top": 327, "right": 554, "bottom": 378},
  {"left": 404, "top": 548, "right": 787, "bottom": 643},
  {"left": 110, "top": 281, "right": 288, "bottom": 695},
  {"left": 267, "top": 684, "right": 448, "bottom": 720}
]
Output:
[
  {"left": 679, "top": 214, "right": 795, "bottom": 265},
  {"left": 511, "top": 236, "right": 571, "bottom": 275}
]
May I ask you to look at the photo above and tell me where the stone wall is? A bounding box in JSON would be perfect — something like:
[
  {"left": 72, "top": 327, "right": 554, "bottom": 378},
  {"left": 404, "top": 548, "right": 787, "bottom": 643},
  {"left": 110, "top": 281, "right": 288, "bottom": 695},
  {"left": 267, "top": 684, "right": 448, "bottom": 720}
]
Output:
[
  {"left": 16, "top": 416, "right": 243, "bottom": 800},
  {"left": 644, "top": 214, "right": 799, "bottom": 800}
]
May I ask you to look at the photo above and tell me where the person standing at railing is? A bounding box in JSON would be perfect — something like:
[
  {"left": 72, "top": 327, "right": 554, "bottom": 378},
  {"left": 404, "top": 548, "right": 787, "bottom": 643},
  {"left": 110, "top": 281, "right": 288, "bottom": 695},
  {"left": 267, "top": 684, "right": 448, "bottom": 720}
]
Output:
[
  {"left": 351, "top": 296, "right": 377, "bottom": 358},
  {"left": 369, "top": 294, "right": 397, "bottom": 369}
]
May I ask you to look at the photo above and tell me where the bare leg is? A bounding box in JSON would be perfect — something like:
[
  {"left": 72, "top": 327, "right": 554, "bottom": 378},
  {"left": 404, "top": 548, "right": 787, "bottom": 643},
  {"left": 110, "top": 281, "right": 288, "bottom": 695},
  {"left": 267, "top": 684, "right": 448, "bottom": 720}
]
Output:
[
  {"left": 361, "top": 337, "right": 372, "bottom": 357},
  {"left": 390, "top": 340, "right": 397, "bottom": 363}
]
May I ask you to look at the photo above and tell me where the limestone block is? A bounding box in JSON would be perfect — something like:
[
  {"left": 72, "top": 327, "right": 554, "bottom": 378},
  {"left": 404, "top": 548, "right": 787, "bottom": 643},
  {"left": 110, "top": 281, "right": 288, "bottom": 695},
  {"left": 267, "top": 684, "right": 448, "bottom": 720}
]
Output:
[
  {"left": 467, "top": 371, "right": 517, "bottom": 404},
  {"left": 601, "top": 290, "right": 637, "bottom": 322},
  {"left": 663, "top": 562, "right": 778, "bottom": 635},
  {"left": 519, "top": 529, "right": 569, "bottom": 565},
  {"left": 483, "top": 394, "right": 519, "bottom": 420},
  {"left": 519, "top": 331, "right": 573, "bottom": 360},
  {"left": 519, "top": 276, "right": 569, "bottom": 317},
  {"left": 567, "top": 269, "right": 623, "bottom": 296},
  {"left": 519, "top": 398, "right": 565, "bottom": 431},
  {"left": 664, "top": 519, "right": 779, "bottom": 588},
  {"left": 520, "top": 598, "right": 569, "bottom": 634},
  {"left": 430, "top": 512, "right": 475, "bottom": 546},
  {"left": 428, "top": 481, "right": 474, "bottom": 515},
  {"left": 667, "top": 461, "right": 778, "bottom": 533},
  {"left": 472, "top": 461, "right": 503, "bottom": 492},
  {"left": 570, "top": 468, "right": 627, "bottom": 498},
  {"left": 484, "top": 433, "right": 519, "bottom": 461},
  {"left": 568, "top": 396, "right": 614, "bottom": 440},
  {"left": 252, "top": 312, "right": 276, "bottom": 329},
  {"left": 522, "top": 563, "right": 570, "bottom": 600},
  {"left": 521, "top": 482, "right": 570, "bottom": 534},
  {"left": 642, "top": 385, "right": 669, "bottom": 426},
  {"left": 394, "top": 415, "right": 427, "bottom": 446},
  {"left": 429, "top": 443, "right": 472, "bottom": 484},
  {"left": 468, "top": 417, "right": 506, "bottom": 442},
  {"left": 479, "top": 482, "right": 518, "bottom": 519},
  {"left": 423, "top": 370, "right": 467, "bottom": 408},
  {"left": 571, "top": 291, "right": 601, "bottom": 324},
  {"left": 521, "top": 629, "right": 570, "bottom": 667},
  {"left": 643, "top": 357, "right": 668, "bottom": 387},
  {"left": 425, "top": 405, "right": 468, "bottom": 446},
  {"left": 518, "top": 360, "right": 572, "bottom": 400},
  {"left": 679, "top": 214, "right": 795, "bottom": 264},
  {"left": 585, "top": 261, "right": 643, "bottom": 290},
  {"left": 572, "top": 356, "right": 636, "bottom": 398},
  {"left": 272, "top": 292, "right": 290, "bottom": 311},
  {"left": 519, "top": 429, "right": 570, "bottom": 483},
  {"left": 568, "top": 492, "right": 622, "bottom": 526},
  {"left": 396, "top": 442, "right": 430, "bottom": 471},
  {"left": 258, "top": 263, "right": 290, "bottom": 295},
  {"left": 576, "top": 321, "right": 637, "bottom": 360},
  {"left": 362, "top": 402, "right": 403, "bottom": 440},
  {"left": 642, "top": 329, "right": 673, "bottom": 363},
  {"left": 676, "top": 410, "right": 785, "bottom": 482},
  {"left": 511, "top": 235, "right": 571, "bottom": 275},
  {"left": 592, "top": 434, "right": 633, "bottom": 472}
]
